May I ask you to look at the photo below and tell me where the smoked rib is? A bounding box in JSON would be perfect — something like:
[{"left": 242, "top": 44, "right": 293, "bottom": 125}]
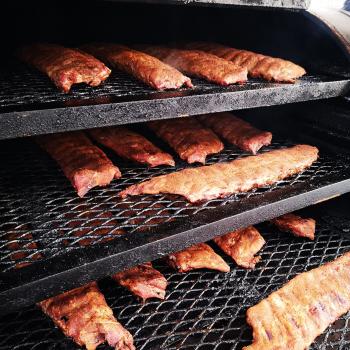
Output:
[
  {"left": 189, "top": 42, "right": 306, "bottom": 83},
  {"left": 120, "top": 145, "right": 318, "bottom": 203},
  {"left": 148, "top": 118, "right": 223, "bottom": 164},
  {"left": 39, "top": 283, "right": 135, "bottom": 350},
  {"left": 138, "top": 45, "right": 247, "bottom": 85},
  {"left": 81, "top": 43, "right": 192, "bottom": 90},
  {"left": 37, "top": 132, "right": 120, "bottom": 197},
  {"left": 213, "top": 226, "right": 265, "bottom": 269},
  {"left": 198, "top": 112, "right": 272, "bottom": 154},
  {"left": 89, "top": 127, "right": 175, "bottom": 167},
  {"left": 112, "top": 262, "right": 167, "bottom": 301},
  {"left": 271, "top": 213, "right": 316, "bottom": 240},
  {"left": 166, "top": 243, "right": 230, "bottom": 273},
  {"left": 18, "top": 44, "right": 111, "bottom": 92},
  {"left": 243, "top": 252, "right": 350, "bottom": 350}
]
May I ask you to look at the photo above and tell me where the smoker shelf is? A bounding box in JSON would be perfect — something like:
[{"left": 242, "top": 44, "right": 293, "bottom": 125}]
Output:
[
  {"left": 102, "top": 0, "right": 311, "bottom": 9},
  {"left": 1, "top": 201, "right": 350, "bottom": 350},
  {"left": 0, "top": 63, "right": 349, "bottom": 140},
  {"left": 1, "top": 134, "right": 350, "bottom": 315}
]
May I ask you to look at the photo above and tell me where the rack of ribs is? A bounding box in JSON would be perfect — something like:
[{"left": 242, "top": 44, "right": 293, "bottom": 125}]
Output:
[
  {"left": 119, "top": 145, "right": 318, "bottom": 203},
  {"left": 243, "top": 251, "right": 350, "bottom": 350},
  {"left": 112, "top": 262, "right": 167, "bottom": 301},
  {"left": 39, "top": 282, "right": 135, "bottom": 350},
  {"left": 271, "top": 213, "right": 316, "bottom": 240},
  {"left": 213, "top": 226, "right": 265, "bottom": 269},
  {"left": 188, "top": 42, "right": 306, "bottom": 83},
  {"left": 37, "top": 132, "right": 120, "bottom": 197},
  {"left": 89, "top": 126, "right": 175, "bottom": 167},
  {"left": 81, "top": 43, "right": 192, "bottom": 90},
  {"left": 18, "top": 43, "right": 111, "bottom": 92},
  {"left": 166, "top": 243, "right": 230, "bottom": 273},
  {"left": 137, "top": 45, "right": 247, "bottom": 86},
  {"left": 148, "top": 118, "right": 223, "bottom": 164},
  {"left": 198, "top": 112, "right": 272, "bottom": 154}
]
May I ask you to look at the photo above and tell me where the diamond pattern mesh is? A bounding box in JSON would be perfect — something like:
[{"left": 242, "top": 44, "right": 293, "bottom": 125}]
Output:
[
  {"left": 1, "top": 213, "right": 350, "bottom": 350},
  {"left": 0, "top": 63, "right": 340, "bottom": 111},
  {"left": 0, "top": 138, "right": 349, "bottom": 273}
]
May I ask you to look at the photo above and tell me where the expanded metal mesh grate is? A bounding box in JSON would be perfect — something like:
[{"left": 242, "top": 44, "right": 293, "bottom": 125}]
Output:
[
  {"left": 0, "top": 63, "right": 343, "bottom": 111},
  {"left": 0, "top": 63, "right": 227, "bottom": 110},
  {"left": 1, "top": 137, "right": 349, "bottom": 273},
  {"left": 1, "top": 212, "right": 350, "bottom": 350}
]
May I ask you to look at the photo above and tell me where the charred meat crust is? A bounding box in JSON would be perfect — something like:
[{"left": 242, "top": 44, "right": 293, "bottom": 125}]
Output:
[{"left": 18, "top": 43, "right": 111, "bottom": 92}]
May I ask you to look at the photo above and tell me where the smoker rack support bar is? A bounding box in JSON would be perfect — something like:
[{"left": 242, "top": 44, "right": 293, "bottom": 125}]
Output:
[{"left": 1, "top": 178, "right": 350, "bottom": 315}]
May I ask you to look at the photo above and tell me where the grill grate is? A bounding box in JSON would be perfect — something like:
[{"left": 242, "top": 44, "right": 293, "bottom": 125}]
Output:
[
  {"left": 0, "top": 138, "right": 347, "bottom": 272},
  {"left": 1, "top": 210, "right": 350, "bottom": 350},
  {"left": 0, "top": 64, "right": 340, "bottom": 110},
  {"left": 0, "top": 63, "right": 349, "bottom": 140},
  {"left": 1, "top": 135, "right": 350, "bottom": 313}
]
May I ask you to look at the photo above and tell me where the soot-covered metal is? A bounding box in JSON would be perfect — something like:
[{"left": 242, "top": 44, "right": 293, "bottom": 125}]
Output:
[
  {"left": 1, "top": 201, "right": 350, "bottom": 350},
  {"left": 0, "top": 63, "right": 349, "bottom": 140},
  {"left": 1, "top": 132, "right": 350, "bottom": 314}
]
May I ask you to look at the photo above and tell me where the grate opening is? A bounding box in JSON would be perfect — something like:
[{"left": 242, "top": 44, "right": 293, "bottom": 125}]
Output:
[{"left": 1, "top": 212, "right": 350, "bottom": 350}]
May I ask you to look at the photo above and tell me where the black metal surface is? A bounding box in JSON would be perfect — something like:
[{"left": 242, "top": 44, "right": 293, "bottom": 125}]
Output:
[
  {"left": 103, "top": 0, "right": 311, "bottom": 9},
  {"left": 1, "top": 202, "right": 350, "bottom": 350},
  {"left": 1, "top": 133, "right": 350, "bottom": 315},
  {"left": 0, "top": 63, "right": 349, "bottom": 140}
]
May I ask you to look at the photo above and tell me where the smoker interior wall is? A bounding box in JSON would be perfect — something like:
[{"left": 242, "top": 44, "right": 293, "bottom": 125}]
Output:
[{"left": 0, "top": 1, "right": 348, "bottom": 69}]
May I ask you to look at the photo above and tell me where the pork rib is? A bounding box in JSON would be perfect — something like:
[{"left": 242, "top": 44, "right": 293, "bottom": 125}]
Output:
[
  {"left": 189, "top": 42, "right": 306, "bottom": 83},
  {"left": 198, "top": 112, "right": 272, "bottom": 154},
  {"left": 138, "top": 45, "right": 247, "bottom": 85},
  {"left": 112, "top": 262, "right": 167, "bottom": 301},
  {"left": 213, "top": 226, "right": 265, "bottom": 269},
  {"left": 81, "top": 43, "right": 192, "bottom": 90},
  {"left": 243, "top": 252, "right": 350, "bottom": 350},
  {"left": 271, "top": 213, "right": 316, "bottom": 240},
  {"left": 166, "top": 243, "right": 230, "bottom": 273},
  {"left": 148, "top": 118, "right": 223, "bottom": 164},
  {"left": 37, "top": 132, "right": 120, "bottom": 197},
  {"left": 89, "top": 127, "right": 175, "bottom": 167},
  {"left": 18, "top": 43, "right": 111, "bottom": 92},
  {"left": 39, "top": 282, "right": 135, "bottom": 350},
  {"left": 120, "top": 145, "right": 318, "bottom": 203}
]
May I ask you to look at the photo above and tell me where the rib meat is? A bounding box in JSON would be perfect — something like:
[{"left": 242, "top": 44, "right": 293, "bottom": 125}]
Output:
[
  {"left": 213, "top": 226, "right": 265, "bottom": 269},
  {"left": 198, "top": 112, "right": 272, "bottom": 154},
  {"left": 148, "top": 118, "right": 223, "bottom": 164},
  {"left": 18, "top": 44, "right": 111, "bottom": 92},
  {"left": 271, "top": 213, "right": 316, "bottom": 240},
  {"left": 189, "top": 42, "right": 306, "bottom": 83},
  {"left": 89, "top": 126, "right": 175, "bottom": 167},
  {"left": 112, "top": 262, "right": 167, "bottom": 301},
  {"left": 120, "top": 145, "right": 318, "bottom": 203},
  {"left": 243, "top": 252, "right": 350, "bottom": 350},
  {"left": 138, "top": 45, "right": 247, "bottom": 85},
  {"left": 166, "top": 243, "right": 230, "bottom": 273},
  {"left": 81, "top": 43, "right": 192, "bottom": 90},
  {"left": 39, "top": 282, "right": 135, "bottom": 350},
  {"left": 37, "top": 132, "right": 120, "bottom": 197}
]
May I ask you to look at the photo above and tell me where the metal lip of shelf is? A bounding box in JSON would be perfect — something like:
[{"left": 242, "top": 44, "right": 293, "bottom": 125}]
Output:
[{"left": 98, "top": 0, "right": 312, "bottom": 9}]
